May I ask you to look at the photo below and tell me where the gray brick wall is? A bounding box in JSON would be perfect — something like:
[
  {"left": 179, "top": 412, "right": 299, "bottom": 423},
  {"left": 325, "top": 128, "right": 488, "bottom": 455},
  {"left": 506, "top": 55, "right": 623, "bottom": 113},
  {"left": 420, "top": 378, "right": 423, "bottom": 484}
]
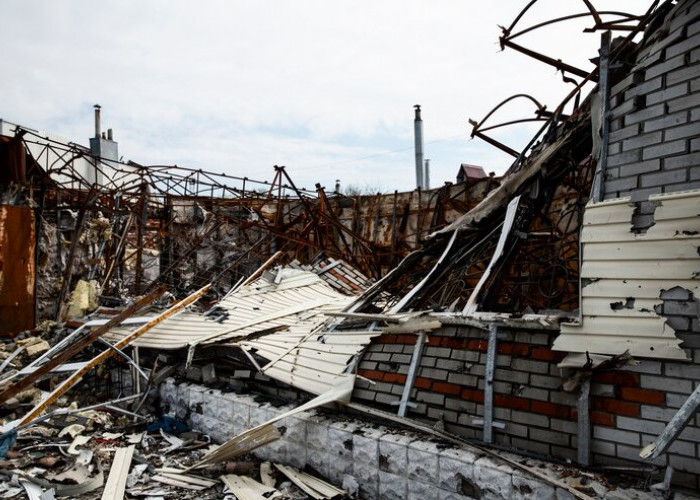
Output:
[
  {"left": 353, "top": 319, "right": 700, "bottom": 490},
  {"left": 604, "top": 0, "right": 700, "bottom": 200}
]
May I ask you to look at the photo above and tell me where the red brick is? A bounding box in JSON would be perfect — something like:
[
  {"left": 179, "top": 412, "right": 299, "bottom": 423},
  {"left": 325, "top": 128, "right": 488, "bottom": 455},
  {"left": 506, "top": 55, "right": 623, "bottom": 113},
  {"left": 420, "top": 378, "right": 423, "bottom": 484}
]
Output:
[
  {"left": 494, "top": 394, "right": 530, "bottom": 411},
  {"left": 378, "top": 334, "right": 399, "bottom": 344},
  {"left": 383, "top": 372, "right": 407, "bottom": 385},
  {"left": 590, "top": 411, "right": 615, "bottom": 427},
  {"left": 619, "top": 387, "right": 665, "bottom": 406},
  {"left": 359, "top": 369, "right": 383, "bottom": 381},
  {"left": 531, "top": 401, "right": 574, "bottom": 420},
  {"left": 592, "top": 371, "right": 639, "bottom": 387},
  {"left": 498, "top": 342, "right": 530, "bottom": 356},
  {"left": 414, "top": 377, "right": 432, "bottom": 390},
  {"left": 440, "top": 337, "right": 470, "bottom": 349},
  {"left": 530, "top": 348, "right": 565, "bottom": 362},
  {"left": 432, "top": 381, "right": 462, "bottom": 396},
  {"left": 467, "top": 340, "right": 489, "bottom": 352},
  {"left": 460, "top": 388, "right": 485, "bottom": 403},
  {"left": 395, "top": 335, "right": 417, "bottom": 345},
  {"left": 592, "top": 397, "right": 640, "bottom": 417},
  {"left": 426, "top": 336, "right": 442, "bottom": 346}
]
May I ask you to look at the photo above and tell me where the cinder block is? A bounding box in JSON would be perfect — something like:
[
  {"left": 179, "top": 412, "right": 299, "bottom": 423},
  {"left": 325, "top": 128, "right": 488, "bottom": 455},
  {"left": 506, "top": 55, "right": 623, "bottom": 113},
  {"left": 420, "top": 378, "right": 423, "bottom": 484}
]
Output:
[
  {"left": 407, "top": 441, "right": 440, "bottom": 484},
  {"left": 305, "top": 444, "right": 329, "bottom": 478},
  {"left": 379, "top": 432, "right": 413, "bottom": 474},
  {"left": 249, "top": 401, "right": 270, "bottom": 428},
  {"left": 407, "top": 479, "right": 439, "bottom": 500},
  {"left": 328, "top": 420, "right": 361, "bottom": 459},
  {"left": 282, "top": 411, "right": 309, "bottom": 443},
  {"left": 306, "top": 414, "right": 330, "bottom": 450},
  {"left": 473, "top": 456, "right": 514, "bottom": 499},
  {"left": 285, "top": 440, "right": 307, "bottom": 469},
  {"left": 379, "top": 471, "right": 408, "bottom": 500},
  {"left": 512, "top": 472, "right": 556, "bottom": 500},
  {"left": 438, "top": 447, "right": 479, "bottom": 492}
]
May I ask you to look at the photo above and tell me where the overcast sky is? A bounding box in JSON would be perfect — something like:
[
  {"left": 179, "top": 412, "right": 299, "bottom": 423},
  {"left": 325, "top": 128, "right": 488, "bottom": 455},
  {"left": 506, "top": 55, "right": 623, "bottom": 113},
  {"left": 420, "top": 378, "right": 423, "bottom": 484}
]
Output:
[{"left": 1, "top": 1, "right": 648, "bottom": 193}]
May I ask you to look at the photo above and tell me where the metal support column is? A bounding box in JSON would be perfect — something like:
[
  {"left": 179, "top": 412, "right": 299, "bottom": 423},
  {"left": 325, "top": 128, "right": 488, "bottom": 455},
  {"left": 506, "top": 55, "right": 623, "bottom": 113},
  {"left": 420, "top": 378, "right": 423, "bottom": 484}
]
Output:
[
  {"left": 577, "top": 378, "right": 591, "bottom": 465},
  {"left": 483, "top": 323, "right": 500, "bottom": 444},
  {"left": 590, "top": 31, "right": 611, "bottom": 203},
  {"left": 397, "top": 332, "right": 427, "bottom": 417}
]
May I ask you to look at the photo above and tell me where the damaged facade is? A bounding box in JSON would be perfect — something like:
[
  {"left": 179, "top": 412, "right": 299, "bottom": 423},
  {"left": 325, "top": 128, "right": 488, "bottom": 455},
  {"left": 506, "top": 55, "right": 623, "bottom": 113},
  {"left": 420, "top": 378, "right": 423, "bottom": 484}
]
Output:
[{"left": 2, "top": 0, "right": 700, "bottom": 498}]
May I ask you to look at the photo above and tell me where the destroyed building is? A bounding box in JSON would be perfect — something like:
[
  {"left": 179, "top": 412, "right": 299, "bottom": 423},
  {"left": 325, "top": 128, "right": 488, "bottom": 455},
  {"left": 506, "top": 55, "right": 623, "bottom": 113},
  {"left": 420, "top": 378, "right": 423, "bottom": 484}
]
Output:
[{"left": 1, "top": 0, "right": 700, "bottom": 498}]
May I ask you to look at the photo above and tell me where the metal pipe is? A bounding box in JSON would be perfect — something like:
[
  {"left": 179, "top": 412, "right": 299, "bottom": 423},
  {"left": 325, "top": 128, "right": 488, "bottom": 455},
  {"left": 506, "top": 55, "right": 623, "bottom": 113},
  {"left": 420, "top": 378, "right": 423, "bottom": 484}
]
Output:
[
  {"left": 424, "top": 159, "right": 430, "bottom": 190},
  {"left": 414, "top": 105, "right": 424, "bottom": 190},
  {"left": 94, "top": 104, "right": 101, "bottom": 138}
]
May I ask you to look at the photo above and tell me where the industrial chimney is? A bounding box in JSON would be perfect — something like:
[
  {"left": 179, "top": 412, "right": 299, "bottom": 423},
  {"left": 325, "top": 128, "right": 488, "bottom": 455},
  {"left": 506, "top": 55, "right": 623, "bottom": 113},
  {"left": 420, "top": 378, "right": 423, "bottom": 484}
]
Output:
[
  {"left": 94, "top": 104, "right": 101, "bottom": 138},
  {"left": 424, "top": 159, "right": 430, "bottom": 190},
  {"left": 414, "top": 105, "right": 424, "bottom": 190}
]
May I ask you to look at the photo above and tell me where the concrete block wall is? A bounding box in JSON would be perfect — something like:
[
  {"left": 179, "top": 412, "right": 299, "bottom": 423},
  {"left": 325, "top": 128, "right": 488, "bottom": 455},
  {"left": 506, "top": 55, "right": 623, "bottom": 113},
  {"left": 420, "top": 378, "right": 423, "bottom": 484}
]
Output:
[
  {"left": 604, "top": 0, "right": 700, "bottom": 201},
  {"left": 354, "top": 326, "right": 700, "bottom": 489},
  {"left": 158, "top": 378, "right": 568, "bottom": 500}
]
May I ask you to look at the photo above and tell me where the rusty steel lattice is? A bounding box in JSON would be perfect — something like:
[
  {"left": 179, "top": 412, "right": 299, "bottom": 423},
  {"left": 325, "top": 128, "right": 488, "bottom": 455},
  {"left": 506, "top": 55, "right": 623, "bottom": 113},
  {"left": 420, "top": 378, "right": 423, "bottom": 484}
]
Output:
[{"left": 0, "top": 126, "right": 496, "bottom": 330}]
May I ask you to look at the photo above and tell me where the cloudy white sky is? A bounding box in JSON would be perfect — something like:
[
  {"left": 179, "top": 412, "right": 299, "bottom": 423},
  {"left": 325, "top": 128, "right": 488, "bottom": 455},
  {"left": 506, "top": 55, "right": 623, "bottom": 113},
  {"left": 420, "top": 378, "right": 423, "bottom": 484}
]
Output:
[{"left": 1, "top": 1, "right": 648, "bottom": 193}]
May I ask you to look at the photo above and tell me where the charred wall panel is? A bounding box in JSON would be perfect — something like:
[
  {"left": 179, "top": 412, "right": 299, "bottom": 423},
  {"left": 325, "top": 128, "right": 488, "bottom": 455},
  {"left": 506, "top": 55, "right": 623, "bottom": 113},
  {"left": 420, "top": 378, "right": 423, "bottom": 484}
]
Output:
[{"left": 0, "top": 205, "right": 35, "bottom": 335}]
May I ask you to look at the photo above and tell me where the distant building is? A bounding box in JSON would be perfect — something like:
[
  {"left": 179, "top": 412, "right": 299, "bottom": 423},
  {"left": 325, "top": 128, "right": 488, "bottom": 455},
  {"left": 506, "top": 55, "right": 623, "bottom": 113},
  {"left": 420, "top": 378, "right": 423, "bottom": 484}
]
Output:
[{"left": 456, "top": 163, "right": 487, "bottom": 184}]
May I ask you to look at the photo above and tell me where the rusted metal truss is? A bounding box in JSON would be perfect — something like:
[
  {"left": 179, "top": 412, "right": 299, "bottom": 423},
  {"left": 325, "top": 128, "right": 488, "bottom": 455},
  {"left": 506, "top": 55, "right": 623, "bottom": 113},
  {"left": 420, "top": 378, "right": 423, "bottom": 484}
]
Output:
[
  {"left": 500, "top": 0, "right": 661, "bottom": 80},
  {"left": 0, "top": 127, "right": 497, "bottom": 331},
  {"left": 469, "top": 1, "right": 663, "bottom": 176}
]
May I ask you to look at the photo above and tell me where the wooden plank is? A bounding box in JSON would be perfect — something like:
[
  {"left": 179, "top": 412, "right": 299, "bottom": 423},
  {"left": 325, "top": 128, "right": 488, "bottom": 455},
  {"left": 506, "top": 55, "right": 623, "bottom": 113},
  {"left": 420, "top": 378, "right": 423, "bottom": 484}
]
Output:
[
  {"left": 0, "top": 285, "right": 166, "bottom": 405},
  {"left": 101, "top": 445, "right": 135, "bottom": 500},
  {"left": 17, "top": 284, "right": 210, "bottom": 426}
]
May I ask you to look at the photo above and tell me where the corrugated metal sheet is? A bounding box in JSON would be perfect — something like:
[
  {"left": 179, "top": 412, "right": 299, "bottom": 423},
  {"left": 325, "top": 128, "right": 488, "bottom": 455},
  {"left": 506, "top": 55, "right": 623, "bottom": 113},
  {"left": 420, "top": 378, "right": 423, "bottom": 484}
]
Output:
[
  {"left": 105, "top": 269, "right": 353, "bottom": 349},
  {"left": 553, "top": 190, "right": 700, "bottom": 360},
  {"left": 0, "top": 205, "right": 35, "bottom": 336},
  {"left": 239, "top": 329, "right": 381, "bottom": 395}
]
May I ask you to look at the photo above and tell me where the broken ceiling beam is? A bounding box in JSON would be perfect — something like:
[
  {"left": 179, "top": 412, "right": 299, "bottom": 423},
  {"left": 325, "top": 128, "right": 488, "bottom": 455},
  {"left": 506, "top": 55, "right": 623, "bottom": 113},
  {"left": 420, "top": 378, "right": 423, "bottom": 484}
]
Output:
[
  {"left": 15, "top": 284, "right": 210, "bottom": 427},
  {"left": 0, "top": 285, "right": 166, "bottom": 405}
]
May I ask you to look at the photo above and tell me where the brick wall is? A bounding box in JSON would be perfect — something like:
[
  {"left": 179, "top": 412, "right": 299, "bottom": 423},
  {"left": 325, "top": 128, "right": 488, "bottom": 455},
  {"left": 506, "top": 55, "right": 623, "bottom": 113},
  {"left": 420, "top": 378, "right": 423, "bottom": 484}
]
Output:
[
  {"left": 605, "top": 0, "right": 700, "bottom": 201},
  {"left": 353, "top": 324, "right": 700, "bottom": 489}
]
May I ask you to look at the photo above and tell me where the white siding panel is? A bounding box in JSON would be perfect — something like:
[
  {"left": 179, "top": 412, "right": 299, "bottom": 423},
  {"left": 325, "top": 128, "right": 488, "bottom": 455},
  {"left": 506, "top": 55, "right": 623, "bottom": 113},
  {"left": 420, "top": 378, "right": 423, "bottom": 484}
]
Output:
[{"left": 554, "top": 190, "right": 700, "bottom": 360}]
